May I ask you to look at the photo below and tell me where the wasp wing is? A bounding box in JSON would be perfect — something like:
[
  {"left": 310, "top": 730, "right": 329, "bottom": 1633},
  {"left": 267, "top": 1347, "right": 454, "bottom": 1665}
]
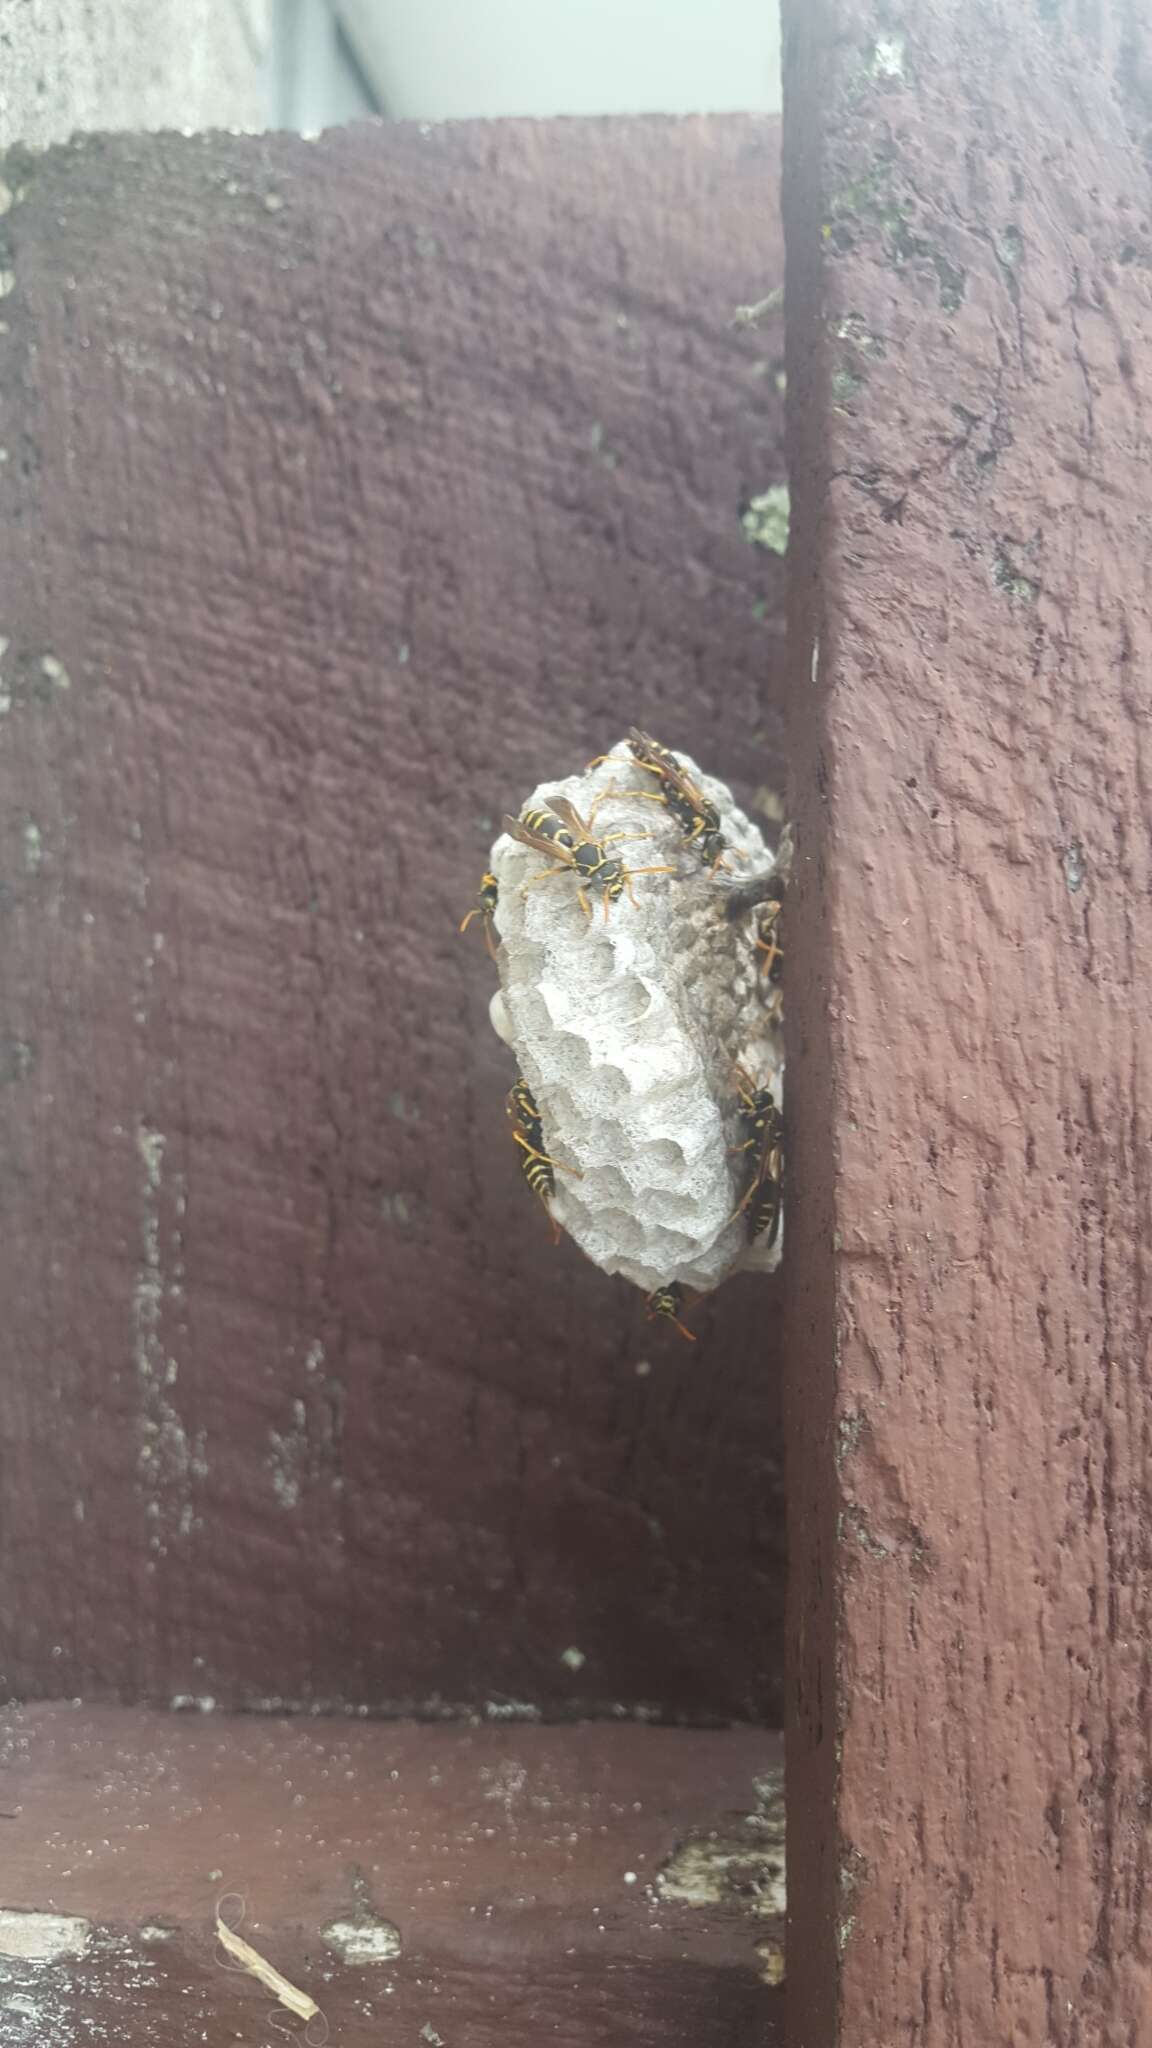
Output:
[
  {"left": 546, "top": 794, "right": 593, "bottom": 842},
  {"left": 502, "top": 813, "right": 569, "bottom": 861},
  {"left": 628, "top": 727, "right": 711, "bottom": 810}
]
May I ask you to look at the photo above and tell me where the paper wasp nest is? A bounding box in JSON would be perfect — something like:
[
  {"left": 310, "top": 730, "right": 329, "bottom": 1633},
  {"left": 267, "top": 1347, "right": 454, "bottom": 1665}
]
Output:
[{"left": 487, "top": 741, "right": 784, "bottom": 1296}]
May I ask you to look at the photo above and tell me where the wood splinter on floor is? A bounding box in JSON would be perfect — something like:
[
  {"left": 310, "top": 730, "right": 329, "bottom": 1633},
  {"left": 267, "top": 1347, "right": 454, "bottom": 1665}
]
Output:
[{"left": 215, "top": 1895, "right": 326, "bottom": 2039}]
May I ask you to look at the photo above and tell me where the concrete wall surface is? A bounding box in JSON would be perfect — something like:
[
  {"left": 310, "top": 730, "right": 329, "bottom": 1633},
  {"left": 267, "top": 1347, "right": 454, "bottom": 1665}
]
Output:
[{"left": 0, "top": 0, "right": 270, "bottom": 149}]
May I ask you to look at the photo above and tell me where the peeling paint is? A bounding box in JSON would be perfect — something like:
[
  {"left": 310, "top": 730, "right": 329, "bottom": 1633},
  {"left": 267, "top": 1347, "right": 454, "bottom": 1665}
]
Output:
[
  {"left": 322, "top": 1916, "right": 402, "bottom": 1963},
  {"left": 731, "top": 288, "right": 783, "bottom": 329},
  {"left": 756, "top": 1936, "right": 786, "bottom": 1985},
  {"left": 657, "top": 1770, "right": 785, "bottom": 1920},
  {"left": 268, "top": 1398, "right": 309, "bottom": 1510},
  {"left": 831, "top": 365, "right": 865, "bottom": 406},
  {"left": 835, "top": 313, "right": 886, "bottom": 357},
  {"left": 741, "top": 486, "right": 790, "bottom": 555},
  {"left": 992, "top": 546, "right": 1040, "bottom": 601},
  {"left": 1063, "top": 841, "right": 1086, "bottom": 892},
  {"left": 0, "top": 1037, "right": 35, "bottom": 1084},
  {"left": 842, "top": 1507, "right": 892, "bottom": 1560},
  {"left": 836, "top": 1413, "right": 866, "bottom": 1466},
  {"left": 0, "top": 1910, "right": 90, "bottom": 1962},
  {"left": 870, "top": 34, "right": 906, "bottom": 79},
  {"left": 134, "top": 1124, "right": 202, "bottom": 1544}
]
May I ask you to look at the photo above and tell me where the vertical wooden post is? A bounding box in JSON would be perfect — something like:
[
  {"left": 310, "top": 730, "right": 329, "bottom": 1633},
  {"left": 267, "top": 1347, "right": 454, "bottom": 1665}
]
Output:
[{"left": 783, "top": 1, "right": 1152, "bottom": 2040}]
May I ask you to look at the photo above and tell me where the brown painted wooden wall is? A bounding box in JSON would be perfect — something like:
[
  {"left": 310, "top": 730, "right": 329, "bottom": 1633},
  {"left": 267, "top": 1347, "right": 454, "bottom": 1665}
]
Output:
[
  {"left": 782, "top": 0, "right": 1152, "bottom": 2041},
  {"left": 0, "top": 119, "right": 788, "bottom": 1723}
]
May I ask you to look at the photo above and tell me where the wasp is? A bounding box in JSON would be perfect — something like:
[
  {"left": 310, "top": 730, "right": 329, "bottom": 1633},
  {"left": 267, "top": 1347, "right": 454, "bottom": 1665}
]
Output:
[
  {"left": 729, "top": 1063, "right": 784, "bottom": 1246},
  {"left": 503, "top": 795, "right": 673, "bottom": 921},
  {"left": 458, "top": 870, "right": 500, "bottom": 959},
  {"left": 507, "top": 1078, "right": 581, "bottom": 1242},
  {"left": 592, "top": 728, "right": 735, "bottom": 871},
  {"left": 645, "top": 1282, "right": 697, "bottom": 1342}
]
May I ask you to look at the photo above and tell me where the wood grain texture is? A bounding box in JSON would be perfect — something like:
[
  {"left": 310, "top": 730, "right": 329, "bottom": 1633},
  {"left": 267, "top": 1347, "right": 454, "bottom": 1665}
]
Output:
[
  {"left": 0, "top": 121, "right": 787, "bottom": 1720},
  {"left": 782, "top": 1, "right": 1152, "bottom": 2041},
  {"left": 0, "top": 1708, "right": 783, "bottom": 2047}
]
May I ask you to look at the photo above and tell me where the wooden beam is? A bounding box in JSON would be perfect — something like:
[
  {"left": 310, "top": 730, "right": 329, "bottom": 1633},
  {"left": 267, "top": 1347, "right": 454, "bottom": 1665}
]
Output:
[
  {"left": 782, "top": 0, "right": 1152, "bottom": 2039},
  {"left": 0, "top": 119, "right": 787, "bottom": 1721},
  {"left": 0, "top": 1707, "right": 783, "bottom": 2044}
]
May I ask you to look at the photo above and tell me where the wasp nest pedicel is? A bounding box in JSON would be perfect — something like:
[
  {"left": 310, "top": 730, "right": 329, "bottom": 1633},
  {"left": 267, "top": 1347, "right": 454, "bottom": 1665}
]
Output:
[{"left": 482, "top": 737, "right": 785, "bottom": 1310}]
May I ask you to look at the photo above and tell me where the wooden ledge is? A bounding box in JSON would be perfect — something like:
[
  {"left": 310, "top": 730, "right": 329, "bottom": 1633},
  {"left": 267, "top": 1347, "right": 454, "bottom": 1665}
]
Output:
[{"left": 0, "top": 1707, "right": 783, "bottom": 2044}]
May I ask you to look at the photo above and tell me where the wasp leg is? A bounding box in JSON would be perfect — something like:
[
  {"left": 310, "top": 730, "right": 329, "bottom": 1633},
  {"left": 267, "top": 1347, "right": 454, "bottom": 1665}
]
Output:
[
  {"left": 585, "top": 785, "right": 670, "bottom": 830},
  {"left": 620, "top": 864, "right": 677, "bottom": 909},
  {"left": 712, "top": 845, "right": 748, "bottom": 875},
  {"left": 729, "top": 1156, "right": 781, "bottom": 1228},
  {"left": 597, "top": 828, "right": 655, "bottom": 849},
  {"left": 729, "top": 1169, "right": 767, "bottom": 1224},
  {"left": 460, "top": 904, "right": 500, "bottom": 959},
  {"left": 645, "top": 1299, "right": 698, "bottom": 1342},
  {"left": 521, "top": 864, "right": 574, "bottom": 900},
  {"left": 510, "top": 1130, "right": 583, "bottom": 1179}
]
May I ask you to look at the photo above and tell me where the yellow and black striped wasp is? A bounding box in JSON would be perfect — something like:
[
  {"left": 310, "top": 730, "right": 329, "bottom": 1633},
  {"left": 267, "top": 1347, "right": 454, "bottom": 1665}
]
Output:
[
  {"left": 503, "top": 795, "right": 673, "bottom": 922},
  {"left": 458, "top": 870, "right": 500, "bottom": 959},
  {"left": 728, "top": 1063, "right": 784, "bottom": 1247},
  {"left": 645, "top": 1282, "right": 697, "bottom": 1342},
  {"left": 506, "top": 1077, "right": 581, "bottom": 1243},
  {"left": 592, "top": 728, "right": 735, "bottom": 872}
]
